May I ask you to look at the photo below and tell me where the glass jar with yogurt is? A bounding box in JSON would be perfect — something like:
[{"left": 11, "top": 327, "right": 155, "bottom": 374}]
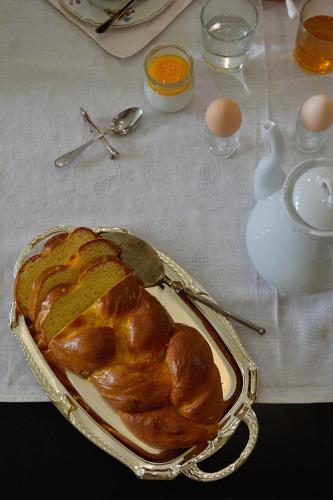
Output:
[{"left": 144, "top": 43, "right": 194, "bottom": 113}]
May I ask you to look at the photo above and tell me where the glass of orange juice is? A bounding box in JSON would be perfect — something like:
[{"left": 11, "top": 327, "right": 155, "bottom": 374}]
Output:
[{"left": 294, "top": 0, "right": 333, "bottom": 74}]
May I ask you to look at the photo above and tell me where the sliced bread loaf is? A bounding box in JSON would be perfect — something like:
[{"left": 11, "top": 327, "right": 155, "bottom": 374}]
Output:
[
  {"left": 14, "top": 227, "right": 98, "bottom": 317},
  {"left": 28, "top": 238, "right": 119, "bottom": 321},
  {"left": 37, "top": 257, "right": 128, "bottom": 345}
]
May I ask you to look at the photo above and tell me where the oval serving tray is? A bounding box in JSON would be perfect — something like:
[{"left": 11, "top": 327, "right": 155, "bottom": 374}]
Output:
[{"left": 10, "top": 225, "right": 259, "bottom": 482}]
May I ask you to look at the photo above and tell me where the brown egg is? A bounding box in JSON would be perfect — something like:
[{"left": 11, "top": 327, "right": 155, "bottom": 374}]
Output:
[
  {"left": 300, "top": 94, "right": 333, "bottom": 132},
  {"left": 205, "top": 97, "right": 242, "bottom": 137}
]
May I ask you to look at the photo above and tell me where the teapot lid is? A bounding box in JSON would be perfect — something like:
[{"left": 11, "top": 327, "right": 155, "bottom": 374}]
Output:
[{"left": 290, "top": 160, "right": 333, "bottom": 231}]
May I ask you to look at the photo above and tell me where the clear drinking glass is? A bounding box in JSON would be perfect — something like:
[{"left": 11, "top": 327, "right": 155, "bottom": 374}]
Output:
[{"left": 201, "top": 0, "right": 258, "bottom": 72}]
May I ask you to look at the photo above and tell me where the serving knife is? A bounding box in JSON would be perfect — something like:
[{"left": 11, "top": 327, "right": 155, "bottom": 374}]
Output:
[
  {"left": 79, "top": 108, "right": 119, "bottom": 159},
  {"left": 95, "top": 0, "right": 137, "bottom": 34}
]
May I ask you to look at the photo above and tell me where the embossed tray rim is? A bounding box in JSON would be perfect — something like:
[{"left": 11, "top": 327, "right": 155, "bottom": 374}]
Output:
[{"left": 10, "top": 225, "right": 259, "bottom": 482}]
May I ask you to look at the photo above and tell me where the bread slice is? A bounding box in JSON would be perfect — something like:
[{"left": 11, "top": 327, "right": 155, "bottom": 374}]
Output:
[
  {"left": 36, "top": 258, "right": 128, "bottom": 345},
  {"left": 42, "top": 232, "right": 68, "bottom": 253},
  {"left": 28, "top": 239, "right": 119, "bottom": 321},
  {"left": 14, "top": 227, "right": 98, "bottom": 317}
]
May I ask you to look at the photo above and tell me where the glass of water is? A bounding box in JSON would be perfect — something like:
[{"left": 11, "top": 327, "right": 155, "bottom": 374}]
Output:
[{"left": 201, "top": 0, "right": 258, "bottom": 72}]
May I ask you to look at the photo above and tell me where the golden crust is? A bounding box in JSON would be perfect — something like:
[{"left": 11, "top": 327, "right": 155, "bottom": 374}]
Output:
[
  {"left": 166, "top": 324, "right": 223, "bottom": 424},
  {"left": 50, "top": 326, "right": 116, "bottom": 377},
  {"left": 121, "top": 407, "right": 218, "bottom": 450},
  {"left": 42, "top": 232, "right": 68, "bottom": 253},
  {"left": 127, "top": 290, "right": 174, "bottom": 361},
  {"left": 92, "top": 361, "right": 171, "bottom": 412},
  {"left": 97, "top": 274, "right": 142, "bottom": 318}
]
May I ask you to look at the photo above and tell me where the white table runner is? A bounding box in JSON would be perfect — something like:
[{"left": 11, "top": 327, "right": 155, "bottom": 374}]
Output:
[{"left": 1, "top": 0, "right": 333, "bottom": 403}]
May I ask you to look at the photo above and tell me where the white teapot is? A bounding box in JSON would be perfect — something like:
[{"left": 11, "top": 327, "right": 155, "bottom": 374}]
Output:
[{"left": 246, "top": 121, "right": 333, "bottom": 294}]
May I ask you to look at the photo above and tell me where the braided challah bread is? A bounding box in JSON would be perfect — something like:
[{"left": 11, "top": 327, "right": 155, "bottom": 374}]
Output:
[
  {"left": 47, "top": 274, "right": 224, "bottom": 450},
  {"left": 15, "top": 229, "right": 224, "bottom": 451}
]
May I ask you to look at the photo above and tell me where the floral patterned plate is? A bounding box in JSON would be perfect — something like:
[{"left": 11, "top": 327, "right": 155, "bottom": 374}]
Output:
[{"left": 60, "top": 0, "right": 174, "bottom": 28}]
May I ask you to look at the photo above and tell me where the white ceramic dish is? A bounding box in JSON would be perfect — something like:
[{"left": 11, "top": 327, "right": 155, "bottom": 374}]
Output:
[
  {"left": 10, "top": 225, "right": 259, "bottom": 481},
  {"left": 60, "top": 0, "right": 174, "bottom": 28}
]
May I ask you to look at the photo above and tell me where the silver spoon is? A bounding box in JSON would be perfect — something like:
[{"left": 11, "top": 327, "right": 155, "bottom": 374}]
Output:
[
  {"left": 102, "top": 231, "right": 266, "bottom": 336},
  {"left": 54, "top": 107, "right": 143, "bottom": 168}
]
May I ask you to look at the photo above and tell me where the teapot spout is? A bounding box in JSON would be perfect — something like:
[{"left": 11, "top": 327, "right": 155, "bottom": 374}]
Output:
[{"left": 254, "top": 121, "right": 286, "bottom": 201}]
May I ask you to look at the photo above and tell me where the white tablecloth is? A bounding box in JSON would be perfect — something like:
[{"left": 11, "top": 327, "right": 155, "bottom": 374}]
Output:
[{"left": 1, "top": 0, "right": 333, "bottom": 403}]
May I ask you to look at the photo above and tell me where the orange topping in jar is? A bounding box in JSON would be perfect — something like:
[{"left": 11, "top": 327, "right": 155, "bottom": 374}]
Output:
[{"left": 147, "top": 54, "right": 192, "bottom": 96}]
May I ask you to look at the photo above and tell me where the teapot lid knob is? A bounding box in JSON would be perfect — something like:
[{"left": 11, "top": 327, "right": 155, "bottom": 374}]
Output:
[{"left": 291, "top": 160, "right": 333, "bottom": 231}]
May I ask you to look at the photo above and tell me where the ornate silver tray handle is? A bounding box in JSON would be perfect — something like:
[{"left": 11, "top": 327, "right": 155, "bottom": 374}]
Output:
[{"left": 10, "top": 225, "right": 259, "bottom": 481}]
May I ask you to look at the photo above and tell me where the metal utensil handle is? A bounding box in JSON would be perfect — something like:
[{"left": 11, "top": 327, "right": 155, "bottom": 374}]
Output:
[
  {"left": 183, "top": 287, "right": 265, "bottom": 335},
  {"left": 95, "top": 0, "right": 136, "bottom": 34},
  {"left": 80, "top": 108, "right": 119, "bottom": 159},
  {"left": 183, "top": 407, "right": 258, "bottom": 482},
  {"left": 96, "top": 132, "right": 119, "bottom": 159},
  {"left": 54, "top": 137, "right": 98, "bottom": 167}
]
